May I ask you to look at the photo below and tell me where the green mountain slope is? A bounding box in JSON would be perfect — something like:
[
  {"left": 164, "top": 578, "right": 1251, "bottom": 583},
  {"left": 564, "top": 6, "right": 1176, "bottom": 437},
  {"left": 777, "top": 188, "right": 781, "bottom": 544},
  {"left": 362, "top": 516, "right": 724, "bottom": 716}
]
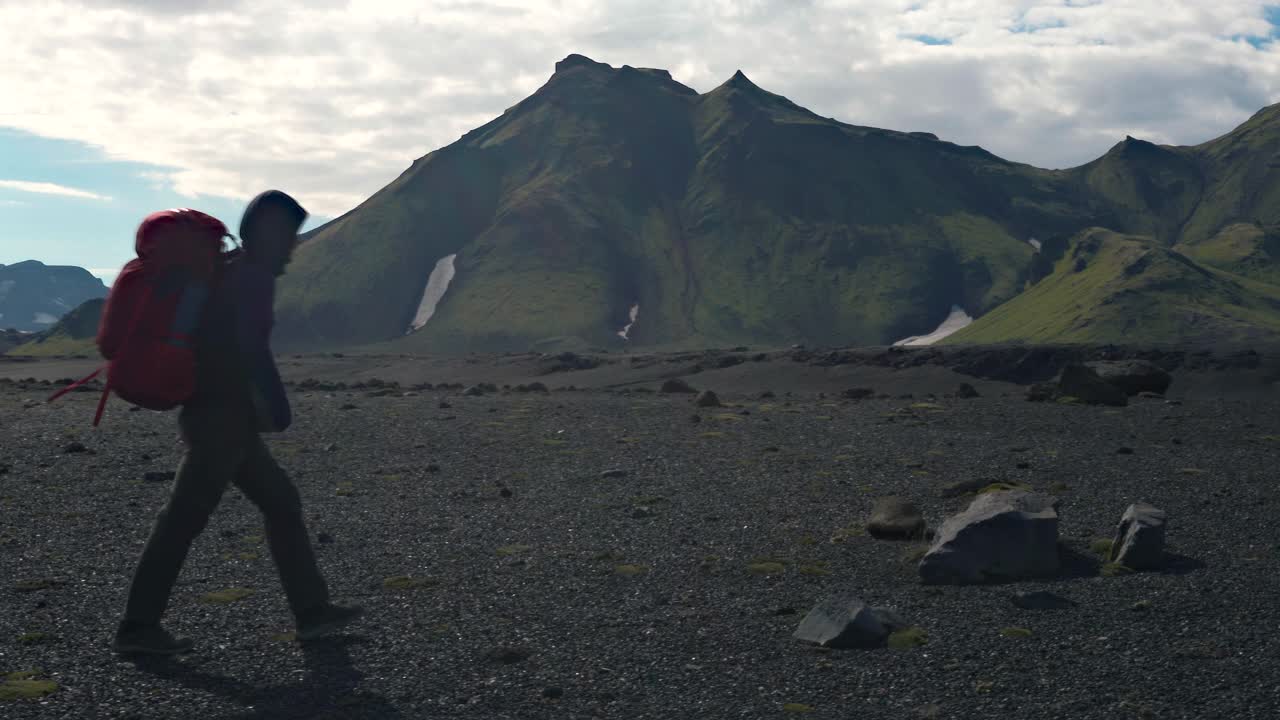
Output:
[
  {"left": 944, "top": 229, "right": 1280, "bottom": 346},
  {"left": 274, "top": 54, "right": 1280, "bottom": 351},
  {"left": 7, "top": 298, "right": 103, "bottom": 357}
]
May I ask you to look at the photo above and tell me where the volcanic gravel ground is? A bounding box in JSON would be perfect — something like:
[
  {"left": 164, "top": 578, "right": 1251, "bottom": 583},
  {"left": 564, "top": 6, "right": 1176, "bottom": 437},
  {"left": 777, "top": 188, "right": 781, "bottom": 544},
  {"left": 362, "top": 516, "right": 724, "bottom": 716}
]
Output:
[{"left": 2, "top": 380, "right": 1279, "bottom": 719}]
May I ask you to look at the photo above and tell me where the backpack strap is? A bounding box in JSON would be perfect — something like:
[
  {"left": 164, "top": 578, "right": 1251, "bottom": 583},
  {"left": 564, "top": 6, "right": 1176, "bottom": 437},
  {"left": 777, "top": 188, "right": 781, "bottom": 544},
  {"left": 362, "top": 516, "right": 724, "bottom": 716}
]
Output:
[{"left": 46, "top": 365, "right": 106, "bottom": 403}]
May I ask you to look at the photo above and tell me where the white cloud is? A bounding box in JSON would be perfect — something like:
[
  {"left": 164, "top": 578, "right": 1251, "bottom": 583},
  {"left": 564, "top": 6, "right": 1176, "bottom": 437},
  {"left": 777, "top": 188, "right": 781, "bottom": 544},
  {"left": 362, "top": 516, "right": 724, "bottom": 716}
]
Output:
[
  {"left": 0, "top": 179, "right": 112, "bottom": 201},
  {"left": 1, "top": 0, "right": 1277, "bottom": 217}
]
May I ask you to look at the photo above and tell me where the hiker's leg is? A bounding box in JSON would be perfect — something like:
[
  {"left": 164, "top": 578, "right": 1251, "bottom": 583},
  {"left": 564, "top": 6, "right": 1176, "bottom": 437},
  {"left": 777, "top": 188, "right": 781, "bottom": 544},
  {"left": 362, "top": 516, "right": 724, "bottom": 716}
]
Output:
[
  {"left": 122, "top": 415, "right": 244, "bottom": 626},
  {"left": 234, "top": 436, "right": 330, "bottom": 619}
]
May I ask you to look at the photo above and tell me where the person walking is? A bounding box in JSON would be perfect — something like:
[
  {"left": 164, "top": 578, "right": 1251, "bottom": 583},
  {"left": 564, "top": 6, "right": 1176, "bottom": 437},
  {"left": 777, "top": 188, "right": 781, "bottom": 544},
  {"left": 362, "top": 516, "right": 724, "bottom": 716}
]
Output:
[{"left": 113, "top": 191, "right": 362, "bottom": 655}]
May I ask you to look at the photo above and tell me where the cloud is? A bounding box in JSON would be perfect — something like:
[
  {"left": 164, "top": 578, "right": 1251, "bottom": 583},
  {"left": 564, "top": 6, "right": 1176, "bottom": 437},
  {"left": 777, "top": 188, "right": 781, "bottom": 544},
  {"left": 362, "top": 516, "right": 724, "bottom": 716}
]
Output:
[
  {"left": 0, "top": 179, "right": 111, "bottom": 201},
  {"left": 1, "top": 1, "right": 1277, "bottom": 217}
]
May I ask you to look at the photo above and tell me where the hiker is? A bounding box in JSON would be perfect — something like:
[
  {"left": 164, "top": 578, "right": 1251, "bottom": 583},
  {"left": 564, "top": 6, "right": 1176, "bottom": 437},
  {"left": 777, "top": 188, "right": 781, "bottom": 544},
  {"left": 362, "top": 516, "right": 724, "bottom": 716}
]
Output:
[{"left": 113, "top": 191, "right": 362, "bottom": 655}]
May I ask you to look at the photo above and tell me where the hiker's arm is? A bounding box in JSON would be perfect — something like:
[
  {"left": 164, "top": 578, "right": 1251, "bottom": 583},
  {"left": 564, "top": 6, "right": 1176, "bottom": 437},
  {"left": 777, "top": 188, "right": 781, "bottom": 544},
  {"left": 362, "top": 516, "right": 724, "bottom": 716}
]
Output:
[{"left": 235, "top": 266, "right": 292, "bottom": 432}]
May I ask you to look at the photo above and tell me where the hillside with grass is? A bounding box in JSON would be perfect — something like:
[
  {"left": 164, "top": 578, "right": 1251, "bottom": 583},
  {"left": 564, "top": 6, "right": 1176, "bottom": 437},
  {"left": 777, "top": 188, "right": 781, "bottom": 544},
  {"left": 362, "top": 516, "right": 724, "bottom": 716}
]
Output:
[
  {"left": 944, "top": 229, "right": 1280, "bottom": 346},
  {"left": 6, "top": 298, "right": 103, "bottom": 358},
  {"left": 274, "top": 54, "right": 1280, "bottom": 352}
]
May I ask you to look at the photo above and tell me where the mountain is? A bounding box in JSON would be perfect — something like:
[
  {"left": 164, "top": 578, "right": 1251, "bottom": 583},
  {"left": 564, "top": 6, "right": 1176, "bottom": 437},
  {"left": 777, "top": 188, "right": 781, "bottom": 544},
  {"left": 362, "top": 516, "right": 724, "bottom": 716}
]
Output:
[
  {"left": 0, "top": 260, "right": 107, "bottom": 333},
  {"left": 945, "top": 228, "right": 1280, "bottom": 346},
  {"left": 275, "top": 54, "right": 1280, "bottom": 352},
  {"left": 5, "top": 297, "right": 103, "bottom": 357}
]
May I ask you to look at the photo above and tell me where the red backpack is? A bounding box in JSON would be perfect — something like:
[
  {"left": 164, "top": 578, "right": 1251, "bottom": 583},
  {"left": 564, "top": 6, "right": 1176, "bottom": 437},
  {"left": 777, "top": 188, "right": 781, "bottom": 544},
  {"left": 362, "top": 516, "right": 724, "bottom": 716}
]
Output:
[{"left": 49, "top": 209, "right": 232, "bottom": 425}]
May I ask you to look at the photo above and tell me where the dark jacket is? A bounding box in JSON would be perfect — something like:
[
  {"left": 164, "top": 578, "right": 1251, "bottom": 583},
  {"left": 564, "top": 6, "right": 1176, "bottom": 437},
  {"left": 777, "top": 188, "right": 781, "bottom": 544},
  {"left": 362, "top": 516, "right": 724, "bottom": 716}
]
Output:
[{"left": 189, "top": 253, "right": 291, "bottom": 432}]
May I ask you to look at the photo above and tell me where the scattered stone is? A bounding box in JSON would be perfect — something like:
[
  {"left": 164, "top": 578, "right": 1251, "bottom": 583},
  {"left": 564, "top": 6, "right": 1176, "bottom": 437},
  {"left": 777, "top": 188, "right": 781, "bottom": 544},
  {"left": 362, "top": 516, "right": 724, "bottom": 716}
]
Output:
[
  {"left": 542, "top": 686, "right": 564, "bottom": 700},
  {"left": 601, "top": 469, "right": 628, "bottom": 479},
  {"left": 1025, "top": 383, "right": 1056, "bottom": 403},
  {"left": 919, "top": 491, "right": 1061, "bottom": 584},
  {"left": 1138, "top": 391, "right": 1165, "bottom": 400},
  {"left": 463, "top": 385, "right": 485, "bottom": 397},
  {"left": 759, "top": 391, "right": 776, "bottom": 399},
  {"left": 426, "top": 464, "right": 441, "bottom": 473},
  {"left": 1086, "top": 359, "right": 1172, "bottom": 396},
  {"left": 660, "top": 378, "right": 697, "bottom": 394},
  {"left": 143, "top": 471, "right": 175, "bottom": 483},
  {"left": 695, "top": 390, "right": 721, "bottom": 408},
  {"left": 338, "top": 403, "right": 357, "bottom": 411},
  {"left": 630, "top": 506, "right": 656, "bottom": 519},
  {"left": 325, "top": 443, "right": 338, "bottom": 452},
  {"left": 438, "top": 401, "right": 452, "bottom": 409},
  {"left": 63, "top": 442, "right": 88, "bottom": 454},
  {"left": 1057, "top": 364, "right": 1128, "bottom": 406},
  {"left": 866, "top": 496, "right": 926, "bottom": 540},
  {"left": 1109, "top": 503, "right": 1167, "bottom": 570},
  {"left": 793, "top": 596, "right": 907, "bottom": 649},
  {"left": 317, "top": 532, "right": 335, "bottom": 545},
  {"left": 842, "top": 387, "right": 875, "bottom": 400},
  {"left": 1011, "top": 591, "right": 1077, "bottom": 611},
  {"left": 956, "top": 383, "right": 981, "bottom": 399},
  {"left": 1116, "top": 446, "right": 1135, "bottom": 455},
  {"left": 499, "top": 487, "right": 513, "bottom": 498}
]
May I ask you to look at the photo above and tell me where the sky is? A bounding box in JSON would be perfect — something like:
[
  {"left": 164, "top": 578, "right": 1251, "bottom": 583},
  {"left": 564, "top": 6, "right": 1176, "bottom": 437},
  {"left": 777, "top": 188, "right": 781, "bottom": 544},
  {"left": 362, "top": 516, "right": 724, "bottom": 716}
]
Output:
[{"left": 2, "top": 1, "right": 1279, "bottom": 285}]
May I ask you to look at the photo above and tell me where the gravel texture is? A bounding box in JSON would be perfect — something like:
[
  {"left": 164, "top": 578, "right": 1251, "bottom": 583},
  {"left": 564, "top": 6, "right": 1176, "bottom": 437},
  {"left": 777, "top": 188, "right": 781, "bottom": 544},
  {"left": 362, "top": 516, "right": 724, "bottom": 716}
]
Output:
[{"left": 2, "top": 373, "right": 1279, "bottom": 719}]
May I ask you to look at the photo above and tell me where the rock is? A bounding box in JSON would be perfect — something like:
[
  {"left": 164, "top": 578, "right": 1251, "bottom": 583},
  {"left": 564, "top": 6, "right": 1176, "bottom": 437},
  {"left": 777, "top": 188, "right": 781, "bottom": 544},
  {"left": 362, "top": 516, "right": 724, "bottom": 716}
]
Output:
[
  {"left": 426, "top": 464, "right": 441, "bottom": 473},
  {"left": 689, "top": 414, "right": 701, "bottom": 424},
  {"left": 919, "top": 491, "right": 1061, "bottom": 584},
  {"left": 317, "top": 532, "right": 334, "bottom": 544},
  {"left": 1116, "top": 446, "right": 1135, "bottom": 455},
  {"left": 1011, "top": 590, "right": 1077, "bottom": 610},
  {"left": 485, "top": 646, "right": 531, "bottom": 664},
  {"left": 793, "top": 596, "right": 907, "bottom": 649},
  {"left": 866, "top": 496, "right": 926, "bottom": 540},
  {"left": 660, "top": 378, "right": 697, "bottom": 394},
  {"left": 143, "top": 471, "right": 175, "bottom": 483},
  {"left": 1025, "top": 383, "right": 1056, "bottom": 403},
  {"left": 1138, "top": 391, "right": 1165, "bottom": 400},
  {"left": 1086, "top": 360, "right": 1172, "bottom": 396},
  {"left": 1109, "top": 503, "right": 1167, "bottom": 570},
  {"left": 499, "top": 487, "right": 513, "bottom": 498},
  {"left": 324, "top": 443, "right": 338, "bottom": 452},
  {"left": 759, "top": 391, "right": 776, "bottom": 399},
  {"left": 1057, "top": 364, "right": 1128, "bottom": 406},
  {"left": 542, "top": 687, "right": 564, "bottom": 700},
  {"left": 842, "top": 387, "right": 875, "bottom": 400},
  {"left": 63, "top": 442, "right": 88, "bottom": 454},
  {"left": 630, "top": 506, "right": 656, "bottom": 519},
  {"left": 438, "top": 401, "right": 452, "bottom": 409},
  {"left": 338, "top": 403, "right": 357, "bottom": 411},
  {"left": 601, "top": 469, "right": 628, "bottom": 479},
  {"left": 956, "top": 383, "right": 981, "bottom": 399},
  {"left": 694, "top": 390, "right": 721, "bottom": 408},
  {"left": 463, "top": 385, "right": 485, "bottom": 397}
]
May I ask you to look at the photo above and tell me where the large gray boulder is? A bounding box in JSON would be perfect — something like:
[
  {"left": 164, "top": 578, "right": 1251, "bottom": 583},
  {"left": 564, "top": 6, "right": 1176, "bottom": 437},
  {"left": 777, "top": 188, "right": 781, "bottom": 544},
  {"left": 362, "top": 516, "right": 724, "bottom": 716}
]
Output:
[
  {"left": 1086, "top": 360, "right": 1172, "bottom": 396},
  {"left": 793, "top": 596, "right": 907, "bottom": 649},
  {"left": 1109, "top": 503, "right": 1167, "bottom": 570},
  {"left": 919, "top": 491, "right": 1061, "bottom": 584},
  {"left": 1057, "top": 364, "right": 1128, "bottom": 406},
  {"left": 866, "top": 496, "right": 926, "bottom": 540}
]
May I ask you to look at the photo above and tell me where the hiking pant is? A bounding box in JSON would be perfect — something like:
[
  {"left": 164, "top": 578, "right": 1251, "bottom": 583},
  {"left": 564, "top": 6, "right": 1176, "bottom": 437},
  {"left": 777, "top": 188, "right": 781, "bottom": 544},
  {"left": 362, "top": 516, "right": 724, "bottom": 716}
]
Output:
[{"left": 122, "top": 404, "right": 330, "bottom": 626}]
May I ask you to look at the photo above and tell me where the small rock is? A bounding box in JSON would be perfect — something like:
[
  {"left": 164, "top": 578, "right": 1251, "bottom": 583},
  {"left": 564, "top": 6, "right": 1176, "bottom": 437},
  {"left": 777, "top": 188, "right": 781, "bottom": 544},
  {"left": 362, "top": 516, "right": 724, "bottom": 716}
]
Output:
[
  {"left": 317, "top": 532, "right": 335, "bottom": 545},
  {"left": 601, "top": 469, "right": 628, "bottom": 479},
  {"left": 793, "top": 596, "right": 907, "bottom": 649},
  {"left": 324, "top": 443, "right": 338, "bottom": 452},
  {"left": 338, "top": 403, "right": 357, "bottom": 411},
  {"left": 438, "top": 401, "right": 452, "bottom": 409},
  {"left": 1116, "top": 447, "right": 1135, "bottom": 455},
  {"left": 842, "top": 388, "right": 875, "bottom": 400},
  {"left": 1086, "top": 359, "right": 1172, "bottom": 396},
  {"left": 1109, "top": 503, "right": 1167, "bottom": 570},
  {"left": 463, "top": 386, "right": 484, "bottom": 397},
  {"left": 499, "top": 487, "right": 513, "bottom": 498},
  {"left": 1138, "top": 391, "right": 1165, "bottom": 400},
  {"left": 956, "top": 383, "right": 981, "bottom": 399},
  {"left": 485, "top": 646, "right": 531, "bottom": 664},
  {"left": 694, "top": 390, "right": 721, "bottom": 408},
  {"left": 631, "top": 506, "right": 656, "bottom": 519},
  {"left": 1011, "top": 591, "right": 1077, "bottom": 610},
  {"left": 866, "top": 496, "right": 926, "bottom": 540},
  {"left": 774, "top": 607, "right": 797, "bottom": 616},
  {"left": 143, "top": 471, "right": 175, "bottom": 483},
  {"left": 759, "top": 391, "right": 776, "bottom": 399},
  {"left": 542, "top": 687, "right": 564, "bottom": 700},
  {"left": 426, "top": 464, "right": 442, "bottom": 473},
  {"left": 63, "top": 442, "right": 88, "bottom": 454},
  {"left": 1057, "top": 364, "right": 1128, "bottom": 406}
]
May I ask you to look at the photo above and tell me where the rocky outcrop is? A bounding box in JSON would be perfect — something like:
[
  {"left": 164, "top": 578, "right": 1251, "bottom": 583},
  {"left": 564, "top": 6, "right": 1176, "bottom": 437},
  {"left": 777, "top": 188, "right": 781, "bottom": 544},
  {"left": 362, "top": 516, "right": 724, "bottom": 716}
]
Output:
[
  {"left": 1086, "top": 360, "right": 1173, "bottom": 396},
  {"left": 1109, "top": 503, "right": 1167, "bottom": 570},
  {"left": 793, "top": 596, "right": 907, "bottom": 649},
  {"left": 919, "top": 491, "right": 1061, "bottom": 584},
  {"left": 866, "top": 497, "right": 926, "bottom": 540}
]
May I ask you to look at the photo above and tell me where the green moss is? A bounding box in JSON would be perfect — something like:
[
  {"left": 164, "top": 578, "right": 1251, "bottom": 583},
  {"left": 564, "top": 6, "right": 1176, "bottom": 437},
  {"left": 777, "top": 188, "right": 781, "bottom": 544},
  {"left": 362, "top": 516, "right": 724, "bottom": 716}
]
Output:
[
  {"left": 901, "top": 545, "right": 930, "bottom": 564},
  {"left": 699, "top": 431, "right": 727, "bottom": 439},
  {"left": 887, "top": 627, "right": 928, "bottom": 649},
  {"left": 797, "top": 563, "right": 830, "bottom": 576},
  {"left": 977, "top": 482, "right": 1031, "bottom": 495},
  {"left": 1089, "top": 538, "right": 1115, "bottom": 556},
  {"left": 782, "top": 703, "right": 815, "bottom": 713},
  {"left": 1000, "top": 627, "right": 1033, "bottom": 639},
  {"left": 1101, "top": 562, "right": 1135, "bottom": 577},
  {"left": 334, "top": 482, "right": 355, "bottom": 497},
  {"left": 747, "top": 561, "right": 787, "bottom": 575},
  {"left": 614, "top": 564, "right": 649, "bottom": 577},
  {"left": 201, "top": 587, "right": 255, "bottom": 604},
  {"left": 0, "top": 674, "right": 59, "bottom": 701},
  {"left": 382, "top": 575, "right": 436, "bottom": 591},
  {"left": 16, "top": 632, "right": 52, "bottom": 646}
]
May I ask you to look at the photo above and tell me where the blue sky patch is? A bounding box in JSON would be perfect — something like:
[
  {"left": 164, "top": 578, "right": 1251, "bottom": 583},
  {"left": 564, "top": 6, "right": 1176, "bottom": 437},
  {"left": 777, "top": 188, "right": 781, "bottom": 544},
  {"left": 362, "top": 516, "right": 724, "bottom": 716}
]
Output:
[
  {"left": 0, "top": 130, "right": 327, "bottom": 284},
  {"left": 906, "top": 34, "right": 952, "bottom": 46}
]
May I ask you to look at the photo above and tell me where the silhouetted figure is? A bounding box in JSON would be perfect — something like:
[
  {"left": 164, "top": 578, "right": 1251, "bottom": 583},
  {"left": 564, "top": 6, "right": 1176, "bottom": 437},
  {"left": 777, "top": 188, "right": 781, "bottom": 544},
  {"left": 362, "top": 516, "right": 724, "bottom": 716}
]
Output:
[{"left": 114, "top": 191, "right": 362, "bottom": 655}]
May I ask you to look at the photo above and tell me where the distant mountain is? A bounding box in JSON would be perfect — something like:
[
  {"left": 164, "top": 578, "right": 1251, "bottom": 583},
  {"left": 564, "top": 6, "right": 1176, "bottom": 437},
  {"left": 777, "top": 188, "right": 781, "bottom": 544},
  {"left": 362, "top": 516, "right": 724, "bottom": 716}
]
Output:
[
  {"left": 274, "top": 54, "right": 1280, "bottom": 352},
  {"left": 0, "top": 260, "right": 107, "bottom": 332},
  {"left": 5, "top": 297, "right": 103, "bottom": 357}
]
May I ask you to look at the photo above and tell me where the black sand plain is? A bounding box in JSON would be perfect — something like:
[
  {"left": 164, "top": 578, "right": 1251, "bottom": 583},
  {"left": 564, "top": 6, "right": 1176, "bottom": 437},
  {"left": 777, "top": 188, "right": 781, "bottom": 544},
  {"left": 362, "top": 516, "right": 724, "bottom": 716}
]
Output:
[{"left": 2, "top": 346, "right": 1278, "bottom": 719}]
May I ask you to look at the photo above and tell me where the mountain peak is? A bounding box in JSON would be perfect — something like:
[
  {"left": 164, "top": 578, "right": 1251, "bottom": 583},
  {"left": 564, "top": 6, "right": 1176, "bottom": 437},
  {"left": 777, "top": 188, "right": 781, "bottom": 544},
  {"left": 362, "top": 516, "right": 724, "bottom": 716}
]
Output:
[
  {"left": 554, "top": 54, "right": 611, "bottom": 74},
  {"left": 726, "top": 69, "right": 758, "bottom": 89}
]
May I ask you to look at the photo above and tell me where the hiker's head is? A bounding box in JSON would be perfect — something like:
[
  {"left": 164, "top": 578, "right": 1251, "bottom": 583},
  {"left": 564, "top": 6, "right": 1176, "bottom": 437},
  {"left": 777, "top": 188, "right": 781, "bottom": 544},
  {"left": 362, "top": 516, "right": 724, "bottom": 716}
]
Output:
[{"left": 240, "top": 190, "right": 307, "bottom": 276}]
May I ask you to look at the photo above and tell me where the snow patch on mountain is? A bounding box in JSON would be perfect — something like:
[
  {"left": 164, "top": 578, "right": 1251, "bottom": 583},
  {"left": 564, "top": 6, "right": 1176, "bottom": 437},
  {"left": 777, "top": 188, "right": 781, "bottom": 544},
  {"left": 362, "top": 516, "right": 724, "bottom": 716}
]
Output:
[
  {"left": 409, "top": 254, "right": 457, "bottom": 332},
  {"left": 893, "top": 305, "right": 973, "bottom": 346},
  {"left": 617, "top": 303, "right": 639, "bottom": 340},
  {"left": 1028, "top": 237, "right": 1042, "bottom": 251}
]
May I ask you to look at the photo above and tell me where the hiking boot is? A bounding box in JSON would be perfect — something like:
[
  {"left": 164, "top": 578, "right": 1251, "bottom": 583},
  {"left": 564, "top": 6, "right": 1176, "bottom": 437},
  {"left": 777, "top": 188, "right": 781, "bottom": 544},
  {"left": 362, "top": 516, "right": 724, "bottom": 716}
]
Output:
[
  {"left": 296, "top": 603, "right": 365, "bottom": 641},
  {"left": 113, "top": 623, "right": 194, "bottom": 656}
]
